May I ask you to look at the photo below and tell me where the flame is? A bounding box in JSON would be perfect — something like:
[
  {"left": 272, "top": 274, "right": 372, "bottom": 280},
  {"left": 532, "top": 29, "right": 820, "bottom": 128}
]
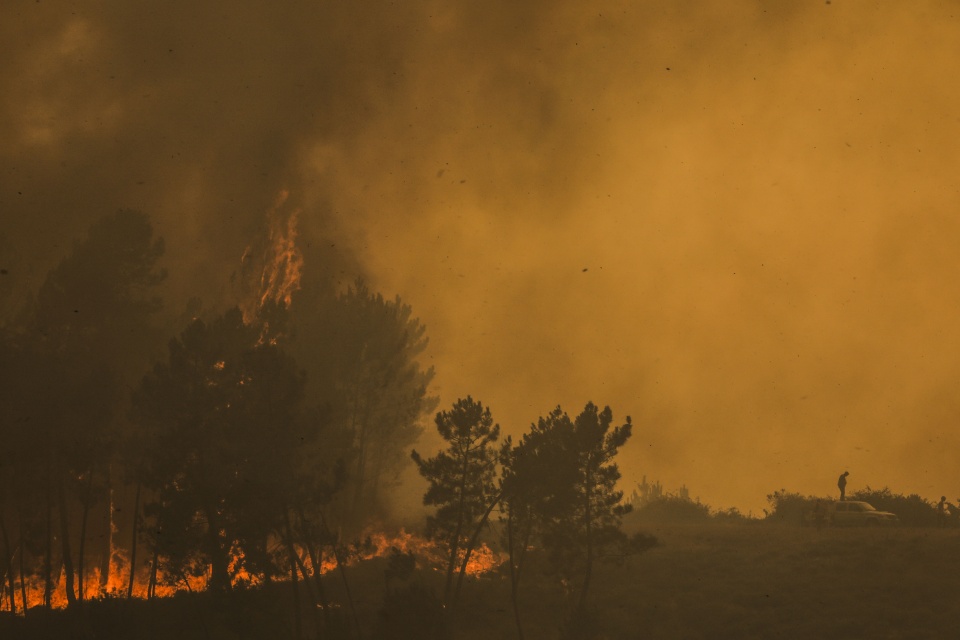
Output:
[
  {"left": 305, "top": 528, "right": 506, "bottom": 577},
  {"left": 1, "top": 529, "right": 504, "bottom": 613},
  {"left": 239, "top": 190, "right": 304, "bottom": 324},
  {"left": 3, "top": 544, "right": 142, "bottom": 612},
  {"left": 363, "top": 529, "right": 504, "bottom": 575}
]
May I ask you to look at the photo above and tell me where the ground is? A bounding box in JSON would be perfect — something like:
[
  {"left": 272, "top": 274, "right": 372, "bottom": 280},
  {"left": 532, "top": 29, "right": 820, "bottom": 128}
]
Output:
[
  {"left": 452, "top": 521, "right": 960, "bottom": 639},
  {"left": 4, "top": 521, "right": 959, "bottom": 639}
]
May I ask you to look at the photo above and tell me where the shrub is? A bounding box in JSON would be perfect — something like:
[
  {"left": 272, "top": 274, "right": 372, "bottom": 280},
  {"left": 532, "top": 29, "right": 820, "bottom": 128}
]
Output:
[
  {"left": 712, "top": 506, "right": 758, "bottom": 524},
  {"left": 764, "top": 490, "right": 818, "bottom": 525},
  {"left": 631, "top": 495, "right": 711, "bottom": 523},
  {"left": 765, "top": 487, "right": 941, "bottom": 527},
  {"left": 850, "top": 487, "right": 938, "bottom": 527}
]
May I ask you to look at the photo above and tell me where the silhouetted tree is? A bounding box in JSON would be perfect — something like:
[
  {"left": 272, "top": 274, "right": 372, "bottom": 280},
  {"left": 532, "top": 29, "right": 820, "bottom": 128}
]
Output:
[
  {"left": 509, "top": 404, "right": 632, "bottom": 614},
  {"left": 487, "top": 403, "right": 635, "bottom": 638},
  {"left": 131, "top": 308, "right": 305, "bottom": 592},
  {"left": 0, "top": 210, "right": 165, "bottom": 608},
  {"left": 0, "top": 328, "right": 37, "bottom": 613},
  {"left": 281, "top": 410, "right": 356, "bottom": 636},
  {"left": 558, "top": 403, "right": 632, "bottom": 611},
  {"left": 496, "top": 407, "right": 583, "bottom": 637},
  {"left": 289, "top": 279, "right": 436, "bottom": 524},
  {"left": 412, "top": 397, "right": 500, "bottom": 607}
]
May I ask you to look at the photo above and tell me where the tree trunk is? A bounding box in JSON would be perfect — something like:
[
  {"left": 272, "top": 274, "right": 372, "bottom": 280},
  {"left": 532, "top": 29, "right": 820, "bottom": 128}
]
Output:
[
  {"left": 99, "top": 464, "right": 112, "bottom": 595},
  {"left": 77, "top": 470, "right": 94, "bottom": 602},
  {"left": 282, "top": 511, "right": 303, "bottom": 640},
  {"left": 147, "top": 542, "right": 160, "bottom": 600},
  {"left": 443, "top": 444, "right": 471, "bottom": 606},
  {"left": 506, "top": 506, "right": 524, "bottom": 640},
  {"left": 331, "top": 546, "right": 362, "bottom": 639},
  {"left": 195, "top": 452, "right": 229, "bottom": 592},
  {"left": 452, "top": 487, "right": 503, "bottom": 607},
  {"left": 289, "top": 542, "right": 317, "bottom": 602},
  {"left": 288, "top": 540, "right": 324, "bottom": 639},
  {"left": 57, "top": 472, "right": 78, "bottom": 607},
  {"left": 505, "top": 507, "right": 533, "bottom": 640},
  {"left": 126, "top": 481, "right": 141, "bottom": 598},
  {"left": 350, "top": 394, "right": 373, "bottom": 519},
  {"left": 18, "top": 517, "right": 27, "bottom": 614},
  {"left": 0, "top": 510, "right": 15, "bottom": 614},
  {"left": 295, "top": 508, "right": 331, "bottom": 631},
  {"left": 205, "top": 512, "right": 230, "bottom": 593},
  {"left": 577, "top": 465, "right": 594, "bottom": 612},
  {"left": 44, "top": 476, "right": 53, "bottom": 609},
  {"left": 322, "top": 508, "right": 361, "bottom": 640}
]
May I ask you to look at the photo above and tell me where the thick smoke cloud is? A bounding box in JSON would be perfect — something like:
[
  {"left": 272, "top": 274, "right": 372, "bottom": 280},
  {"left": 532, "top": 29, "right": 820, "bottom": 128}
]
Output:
[
  {"left": 3, "top": 1, "right": 960, "bottom": 512},
  {"left": 1, "top": 0, "right": 414, "bottom": 309}
]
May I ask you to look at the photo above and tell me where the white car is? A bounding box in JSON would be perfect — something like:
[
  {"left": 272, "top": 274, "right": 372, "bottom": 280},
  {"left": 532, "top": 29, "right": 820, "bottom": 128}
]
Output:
[{"left": 830, "top": 500, "right": 899, "bottom": 526}]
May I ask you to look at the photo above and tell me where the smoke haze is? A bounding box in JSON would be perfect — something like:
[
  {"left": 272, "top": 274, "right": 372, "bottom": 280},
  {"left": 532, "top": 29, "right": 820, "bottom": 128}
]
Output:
[{"left": 3, "top": 1, "right": 960, "bottom": 513}]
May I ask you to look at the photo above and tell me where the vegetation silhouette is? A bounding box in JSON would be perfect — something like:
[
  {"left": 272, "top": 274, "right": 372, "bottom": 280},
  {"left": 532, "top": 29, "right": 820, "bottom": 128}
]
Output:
[
  {"left": 0, "top": 210, "right": 437, "bottom": 638},
  {"left": 766, "top": 486, "right": 941, "bottom": 527},
  {"left": 292, "top": 278, "right": 437, "bottom": 525},
  {"left": 412, "top": 400, "right": 641, "bottom": 639},
  {"left": 5, "top": 210, "right": 960, "bottom": 639},
  {"left": 411, "top": 396, "right": 500, "bottom": 609},
  {"left": 1, "top": 210, "right": 166, "bottom": 610}
]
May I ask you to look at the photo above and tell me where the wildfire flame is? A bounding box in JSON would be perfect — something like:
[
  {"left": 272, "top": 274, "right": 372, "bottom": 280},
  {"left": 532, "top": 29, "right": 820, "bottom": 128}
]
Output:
[
  {"left": 309, "top": 529, "right": 505, "bottom": 576},
  {"left": 239, "top": 190, "right": 304, "bottom": 324},
  {"left": 1, "top": 529, "right": 504, "bottom": 613}
]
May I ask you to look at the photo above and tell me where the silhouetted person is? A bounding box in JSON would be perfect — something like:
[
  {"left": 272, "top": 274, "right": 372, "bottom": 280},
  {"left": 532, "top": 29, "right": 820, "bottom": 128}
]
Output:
[
  {"left": 838, "top": 471, "right": 849, "bottom": 501},
  {"left": 937, "top": 496, "right": 947, "bottom": 527}
]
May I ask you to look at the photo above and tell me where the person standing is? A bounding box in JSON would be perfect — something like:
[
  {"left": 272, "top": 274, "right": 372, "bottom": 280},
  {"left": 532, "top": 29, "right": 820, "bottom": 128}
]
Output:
[
  {"left": 937, "top": 496, "right": 948, "bottom": 527},
  {"left": 838, "top": 471, "right": 849, "bottom": 501}
]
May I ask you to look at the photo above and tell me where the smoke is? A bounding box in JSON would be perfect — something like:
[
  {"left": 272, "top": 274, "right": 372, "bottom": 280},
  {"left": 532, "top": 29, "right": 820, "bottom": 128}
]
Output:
[
  {"left": 3, "top": 1, "right": 960, "bottom": 512},
  {"left": 0, "top": 0, "right": 416, "bottom": 309}
]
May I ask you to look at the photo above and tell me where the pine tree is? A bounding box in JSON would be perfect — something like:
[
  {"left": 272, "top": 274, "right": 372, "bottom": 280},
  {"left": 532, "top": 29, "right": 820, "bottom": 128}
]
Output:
[
  {"left": 504, "top": 403, "right": 632, "bottom": 615},
  {"left": 131, "top": 308, "right": 307, "bottom": 591},
  {"left": 411, "top": 397, "right": 500, "bottom": 606}
]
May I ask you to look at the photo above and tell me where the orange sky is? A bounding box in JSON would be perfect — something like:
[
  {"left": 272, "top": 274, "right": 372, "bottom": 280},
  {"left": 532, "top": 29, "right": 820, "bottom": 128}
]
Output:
[
  {"left": 3, "top": 1, "right": 960, "bottom": 514},
  {"left": 314, "top": 2, "right": 960, "bottom": 514}
]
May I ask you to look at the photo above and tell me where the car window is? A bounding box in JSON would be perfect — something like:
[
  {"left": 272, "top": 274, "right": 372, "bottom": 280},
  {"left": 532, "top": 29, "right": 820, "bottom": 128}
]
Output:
[{"left": 836, "top": 504, "right": 847, "bottom": 512}]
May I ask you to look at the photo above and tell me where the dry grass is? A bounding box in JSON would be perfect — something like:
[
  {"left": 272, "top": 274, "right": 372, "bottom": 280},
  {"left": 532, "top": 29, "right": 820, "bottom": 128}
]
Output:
[
  {"left": 5, "top": 522, "right": 959, "bottom": 639},
  {"left": 449, "top": 522, "right": 960, "bottom": 639}
]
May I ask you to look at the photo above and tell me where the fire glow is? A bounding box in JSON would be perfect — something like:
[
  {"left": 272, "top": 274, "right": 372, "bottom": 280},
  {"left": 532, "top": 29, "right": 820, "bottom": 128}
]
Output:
[
  {"left": 239, "top": 189, "right": 304, "bottom": 324},
  {"left": 0, "top": 529, "right": 504, "bottom": 613}
]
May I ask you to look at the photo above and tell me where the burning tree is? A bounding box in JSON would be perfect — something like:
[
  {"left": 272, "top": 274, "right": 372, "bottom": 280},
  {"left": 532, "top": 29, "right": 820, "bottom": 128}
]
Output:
[
  {"left": 237, "top": 190, "right": 304, "bottom": 326},
  {"left": 130, "top": 308, "right": 308, "bottom": 592},
  {"left": 412, "top": 397, "right": 501, "bottom": 608},
  {"left": 234, "top": 192, "right": 436, "bottom": 527},
  {"left": 0, "top": 210, "right": 165, "bottom": 610}
]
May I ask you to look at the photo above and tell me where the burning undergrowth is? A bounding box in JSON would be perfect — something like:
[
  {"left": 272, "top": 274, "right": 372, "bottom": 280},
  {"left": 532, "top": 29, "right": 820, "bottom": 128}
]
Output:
[{"left": 0, "top": 528, "right": 505, "bottom": 613}]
